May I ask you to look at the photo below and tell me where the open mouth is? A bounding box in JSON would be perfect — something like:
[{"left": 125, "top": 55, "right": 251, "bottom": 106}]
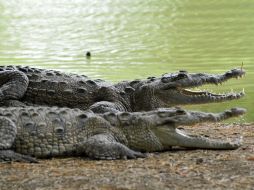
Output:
[{"left": 161, "top": 68, "right": 246, "bottom": 101}]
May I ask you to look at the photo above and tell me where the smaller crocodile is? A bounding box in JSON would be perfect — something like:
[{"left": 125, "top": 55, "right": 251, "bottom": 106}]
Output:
[
  {"left": 0, "top": 65, "right": 245, "bottom": 113},
  {"left": 0, "top": 106, "right": 245, "bottom": 163}
]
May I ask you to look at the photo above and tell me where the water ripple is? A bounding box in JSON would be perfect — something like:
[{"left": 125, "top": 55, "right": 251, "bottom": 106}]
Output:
[{"left": 0, "top": 0, "right": 253, "bottom": 121}]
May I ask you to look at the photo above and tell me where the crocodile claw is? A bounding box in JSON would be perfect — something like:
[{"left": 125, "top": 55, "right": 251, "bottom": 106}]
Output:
[
  {"left": 0, "top": 150, "right": 38, "bottom": 163},
  {"left": 121, "top": 149, "right": 147, "bottom": 160}
]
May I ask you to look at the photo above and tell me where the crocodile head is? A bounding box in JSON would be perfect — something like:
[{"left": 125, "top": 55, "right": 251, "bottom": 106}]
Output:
[
  {"left": 132, "top": 68, "right": 245, "bottom": 111},
  {"left": 148, "top": 107, "right": 245, "bottom": 150},
  {"left": 105, "top": 107, "right": 246, "bottom": 151}
]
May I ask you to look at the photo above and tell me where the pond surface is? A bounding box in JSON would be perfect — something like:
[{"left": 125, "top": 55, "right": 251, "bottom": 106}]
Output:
[{"left": 0, "top": 0, "right": 253, "bottom": 121}]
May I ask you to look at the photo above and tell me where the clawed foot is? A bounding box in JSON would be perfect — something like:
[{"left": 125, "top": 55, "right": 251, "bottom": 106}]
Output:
[
  {"left": 0, "top": 150, "right": 38, "bottom": 163},
  {"left": 78, "top": 134, "right": 147, "bottom": 160},
  {"left": 118, "top": 148, "right": 147, "bottom": 160}
]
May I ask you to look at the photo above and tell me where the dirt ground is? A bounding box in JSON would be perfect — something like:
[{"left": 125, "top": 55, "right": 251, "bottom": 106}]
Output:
[{"left": 0, "top": 123, "right": 253, "bottom": 190}]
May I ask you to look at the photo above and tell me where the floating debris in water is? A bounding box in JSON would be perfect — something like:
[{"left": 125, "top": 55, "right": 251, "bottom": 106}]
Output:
[{"left": 86, "top": 51, "right": 91, "bottom": 59}]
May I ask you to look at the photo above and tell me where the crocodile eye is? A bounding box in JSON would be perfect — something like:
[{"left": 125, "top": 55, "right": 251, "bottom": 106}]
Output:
[
  {"left": 78, "top": 114, "right": 88, "bottom": 119},
  {"left": 177, "top": 73, "right": 188, "bottom": 79},
  {"left": 169, "top": 72, "right": 188, "bottom": 82},
  {"left": 176, "top": 109, "right": 186, "bottom": 115},
  {"left": 161, "top": 77, "right": 168, "bottom": 83}
]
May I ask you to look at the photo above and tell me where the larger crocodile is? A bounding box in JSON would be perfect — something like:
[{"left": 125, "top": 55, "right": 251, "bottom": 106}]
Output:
[
  {"left": 0, "top": 106, "right": 245, "bottom": 162},
  {"left": 0, "top": 65, "right": 245, "bottom": 113}
]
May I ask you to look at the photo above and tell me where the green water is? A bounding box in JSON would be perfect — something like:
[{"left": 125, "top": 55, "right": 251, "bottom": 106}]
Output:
[{"left": 0, "top": 0, "right": 253, "bottom": 121}]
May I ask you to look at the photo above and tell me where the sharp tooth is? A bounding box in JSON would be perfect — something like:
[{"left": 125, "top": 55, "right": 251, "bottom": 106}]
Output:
[{"left": 242, "top": 88, "right": 245, "bottom": 93}]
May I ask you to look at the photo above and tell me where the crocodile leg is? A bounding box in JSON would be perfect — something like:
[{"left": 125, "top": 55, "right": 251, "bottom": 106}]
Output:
[
  {"left": 0, "top": 70, "right": 29, "bottom": 102},
  {"left": 89, "top": 86, "right": 130, "bottom": 113},
  {"left": 0, "top": 116, "right": 38, "bottom": 163},
  {"left": 77, "top": 134, "right": 146, "bottom": 160},
  {"left": 0, "top": 150, "right": 38, "bottom": 163},
  {"left": 0, "top": 100, "right": 27, "bottom": 107},
  {"left": 90, "top": 101, "right": 126, "bottom": 113}
]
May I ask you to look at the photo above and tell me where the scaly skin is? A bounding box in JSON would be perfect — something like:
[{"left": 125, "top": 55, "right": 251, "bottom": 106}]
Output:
[
  {"left": 0, "top": 65, "right": 245, "bottom": 113},
  {"left": 0, "top": 106, "right": 246, "bottom": 162}
]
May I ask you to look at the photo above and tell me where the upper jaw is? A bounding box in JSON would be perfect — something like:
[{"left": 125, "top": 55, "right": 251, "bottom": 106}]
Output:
[
  {"left": 157, "top": 68, "right": 245, "bottom": 101},
  {"left": 160, "top": 68, "right": 245, "bottom": 90},
  {"left": 151, "top": 107, "right": 246, "bottom": 127}
]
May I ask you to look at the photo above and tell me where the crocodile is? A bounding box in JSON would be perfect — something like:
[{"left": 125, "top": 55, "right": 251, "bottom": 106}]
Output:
[
  {"left": 0, "top": 106, "right": 245, "bottom": 162},
  {"left": 0, "top": 65, "right": 245, "bottom": 113}
]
